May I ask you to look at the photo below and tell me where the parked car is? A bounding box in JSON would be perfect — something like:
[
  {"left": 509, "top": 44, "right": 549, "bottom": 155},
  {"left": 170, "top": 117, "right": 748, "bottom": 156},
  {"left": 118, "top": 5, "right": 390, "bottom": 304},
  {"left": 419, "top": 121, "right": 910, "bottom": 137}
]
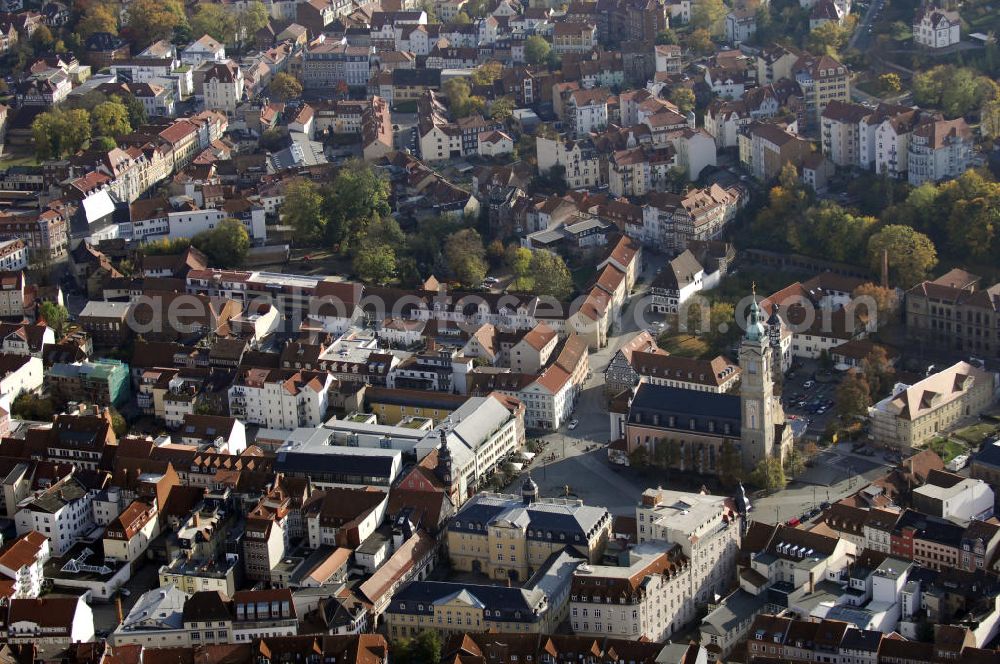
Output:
[
  {"left": 803, "top": 380, "right": 815, "bottom": 389},
  {"left": 821, "top": 501, "right": 832, "bottom": 510},
  {"left": 567, "top": 419, "right": 579, "bottom": 430},
  {"left": 786, "top": 517, "right": 801, "bottom": 527}
]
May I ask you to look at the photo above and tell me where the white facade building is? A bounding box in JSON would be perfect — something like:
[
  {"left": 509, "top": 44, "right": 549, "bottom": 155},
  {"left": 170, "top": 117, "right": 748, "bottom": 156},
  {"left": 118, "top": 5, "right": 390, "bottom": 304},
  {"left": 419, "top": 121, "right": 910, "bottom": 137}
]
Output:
[
  {"left": 913, "top": 7, "right": 961, "bottom": 49},
  {"left": 636, "top": 488, "right": 741, "bottom": 606},
  {"left": 228, "top": 369, "right": 334, "bottom": 431},
  {"left": 570, "top": 540, "right": 693, "bottom": 641},
  {"left": 14, "top": 478, "right": 96, "bottom": 556}
]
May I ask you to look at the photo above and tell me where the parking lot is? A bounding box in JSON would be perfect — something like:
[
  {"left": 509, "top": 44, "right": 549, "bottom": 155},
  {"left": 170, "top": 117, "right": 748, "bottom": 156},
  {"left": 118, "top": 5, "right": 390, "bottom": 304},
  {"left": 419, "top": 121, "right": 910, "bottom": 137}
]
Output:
[{"left": 781, "top": 361, "right": 842, "bottom": 438}]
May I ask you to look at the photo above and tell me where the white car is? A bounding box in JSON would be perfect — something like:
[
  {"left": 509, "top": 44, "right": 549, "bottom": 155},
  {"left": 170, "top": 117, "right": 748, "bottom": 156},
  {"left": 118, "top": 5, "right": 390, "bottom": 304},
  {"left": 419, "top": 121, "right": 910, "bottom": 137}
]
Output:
[
  {"left": 803, "top": 380, "right": 815, "bottom": 389},
  {"left": 568, "top": 419, "right": 579, "bottom": 430}
]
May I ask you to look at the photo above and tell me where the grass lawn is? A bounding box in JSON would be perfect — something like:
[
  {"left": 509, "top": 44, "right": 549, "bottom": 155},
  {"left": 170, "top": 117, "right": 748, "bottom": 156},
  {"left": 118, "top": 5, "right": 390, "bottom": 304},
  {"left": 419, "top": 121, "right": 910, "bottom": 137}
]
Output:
[
  {"left": 0, "top": 153, "right": 40, "bottom": 168},
  {"left": 713, "top": 268, "right": 799, "bottom": 305},
  {"left": 952, "top": 422, "right": 1000, "bottom": 446},
  {"left": 925, "top": 437, "right": 967, "bottom": 463},
  {"left": 657, "top": 333, "right": 710, "bottom": 358}
]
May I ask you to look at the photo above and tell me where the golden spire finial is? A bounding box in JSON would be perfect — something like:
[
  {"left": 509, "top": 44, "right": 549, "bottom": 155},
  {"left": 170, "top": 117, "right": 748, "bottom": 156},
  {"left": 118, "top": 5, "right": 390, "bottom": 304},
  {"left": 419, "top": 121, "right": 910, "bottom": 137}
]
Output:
[{"left": 751, "top": 281, "right": 757, "bottom": 298}]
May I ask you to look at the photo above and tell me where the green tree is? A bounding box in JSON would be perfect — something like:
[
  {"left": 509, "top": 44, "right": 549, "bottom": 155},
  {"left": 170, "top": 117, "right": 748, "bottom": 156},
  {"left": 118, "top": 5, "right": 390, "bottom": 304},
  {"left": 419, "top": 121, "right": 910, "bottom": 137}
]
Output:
[
  {"left": 11, "top": 394, "right": 55, "bottom": 421},
  {"left": 365, "top": 214, "right": 405, "bottom": 248},
  {"left": 78, "top": 3, "right": 118, "bottom": 38},
  {"left": 489, "top": 96, "right": 515, "bottom": 123},
  {"left": 450, "top": 11, "right": 471, "bottom": 24},
  {"left": 983, "top": 97, "right": 1000, "bottom": 137},
  {"left": 629, "top": 446, "right": 649, "bottom": 468},
  {"left": 879, "top": 72, "right": 902, "bottom": 94},
  {"left": 32, "top": 108, "right": 92, "bottom": 159},
  {"left": 656, "top": 29, "right": 678, "bottom": 45},
  {"left": 282, "top": 179, "right": 326, "bottom": 246},
  {"left": 109, "top": 407, "right": 127, "bottom": 437},
  {"left": 507, "top": 246, "right": 534, "bottom": 290},
  {"left": 191, "top": 218, "right": 250, "bottom": 268},
  {"left": 117, "top": 92, "right": 148, "bottom": 128},
  {"left": 860, "top": 346, "right": 896, "bottom": 398},
  {"left": 750, "top": 457, "right": 786, "bottom": 491},
  {"left": 354, "top": 243, "right": 397, "bottom": 285},
  {"left": 889, "top": 20, "right": 910, "bottom": 40},
  {"left": 191, "top": 4, "right": 235, "bottom": 44},
  {"left": 38, "top": 301, "right": 69, "bottom": 336},
  {"left": 269, "top": 72, "right": 303, "bottom": 101},
  {"left": 798, "top": 202, "right": 877, "bottom": 263},
  {"left": 913, "top": 65, "right": 999, "bottom": 118},
  {"left": 867, "top": 225, "right": 937, "bottom": 288},
  {"left": 91, "top": 99, "right": 132, "bottom": 139},
  {"left": 235, "top": 1, "right": 269, "bottom": 46},
  {"left": 785, "top": 448, "right": 805, "bottom": 477},
  {"left": 528, "top": 250, "right": 572, "bottom": 300},
  {"left": 691, "top": 0, "right": 726, "bottom": 34},
  {"left": 92, "top": 136, "right": 118, "bottom": 151},
  {"left": 444, "top": 228, "right": 488, "bottom": 286},
  {"left": 852, "top": 282, "right": 897, "bottom": 329},
  {"left": 30, "top": 25, "right": 54, "bottom": 50},
  {"left": 807, "top": 20, "right": 849, "bottom": 55},
  {"left": 524, "top": 35, "right": 551, "bottom": 66},
  {"left": 471, "top": 62, "right": 502, "bottom": 86},
  {"left": 947, "top": 196, "right": 998, "bottom": 260},
  {"left": 443, "top": 77, "right": 485, "bottom": 118},
  {"left": 140, "top": 237, "right": 192, "bottom": 255},
  {"left": 836, "top": 370, "right": 871, "bottom": 420},
  {"left": 409, "top": 630, "right": 442, "bottom": 664},
  {"left": 684, "top": 28, "right": 715, "bottom": 55},
  {"left": 125, "top": 0, "right": 187, "bottom": 48},
  {"left": 321, "top": 160, "right": 392, "bottom": 251},
  {"left": 669, "top": 86, "right": 696, "bottom": 115}
]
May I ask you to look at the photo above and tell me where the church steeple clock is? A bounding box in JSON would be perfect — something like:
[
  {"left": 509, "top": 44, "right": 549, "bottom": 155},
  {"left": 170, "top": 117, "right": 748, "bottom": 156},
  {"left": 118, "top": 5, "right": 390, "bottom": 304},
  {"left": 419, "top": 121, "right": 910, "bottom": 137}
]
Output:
[{"left": 740, "top": 284, "right": 779, "bottom": 473}]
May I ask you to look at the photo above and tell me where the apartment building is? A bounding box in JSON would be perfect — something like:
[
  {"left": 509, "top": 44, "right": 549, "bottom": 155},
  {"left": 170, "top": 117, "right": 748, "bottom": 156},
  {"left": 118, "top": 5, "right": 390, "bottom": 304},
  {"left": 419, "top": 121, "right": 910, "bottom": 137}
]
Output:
[
  {"left": 820, "top": 100, "right": 873, "bottom": 167},
  {"left": 913, "top": 7, "right": 961, "bottom": 48},
  {"left": 0, "top": 239, "right": 28, "bottom": 272},
  {"left": 635, "top": 489, "right": 741, "bottom": 607},
  {"left": 892, "top": 509, "right": 1000, "bottom": 573},
  {"left": 0, "top": 270, "right": 26, "bottom": 318},
  {"left": 870, "top": 361, "right": 997, "bottom": 451},
  {"left": 203, "top": 61, "right": 245, "bottom": 118},
  {"left": 447, "top": 484, "right": 612, "bottom": 583},
  {"left": 566, "top": 88, "right": 609, "bottom": 138},
  {"left": 552, "top": 22, "right": 597, "bottom": 54},
  {"left": 231, "top": 589, "right": 298, "bottom": 642},
  {"left": 793, "top": 53, "right": 850, "bottom": 126},
  {"left": 536, "top": 136, "right": 602, "bottom": 190},
  {"left": 905, "top": 269, "right": 1000, "bottom": 360},
  {"left": 0, "top": 209, "right": 68, "bottom": 262},
  {"left": 228, "top": 367, "right": 334, "bottom": 430},
  {"left": 569, "top": 540, "right": 693, "bottom": 641},
  {"left": 739, "top": 122, "right": 812, "bottom": 181},
  {"left": 0, "top": 530, "right": 50, "bottom": 598},
  {"left": 46, "top": 358, "right": 131, "bottom": 407},
  {"left": 302, "top": 42, "right": 372, "bottom": 88},
  {"left": 102, "top": 499, "right": 160, "bottom": 568},
  {"left": 14, "top": 477, "right": 96, "bottom": 556},
  {"left": 411, "top": 394, "right": 527, "bottom": 501},
  {"left": 640, "top": 185, "right": 744, "bottom": 253},
  {"left": 608, "top": 145, "right": 677, "bottom": 197},
  {"left": 907, "top": 116, "right": 972, "bottom": 185}
]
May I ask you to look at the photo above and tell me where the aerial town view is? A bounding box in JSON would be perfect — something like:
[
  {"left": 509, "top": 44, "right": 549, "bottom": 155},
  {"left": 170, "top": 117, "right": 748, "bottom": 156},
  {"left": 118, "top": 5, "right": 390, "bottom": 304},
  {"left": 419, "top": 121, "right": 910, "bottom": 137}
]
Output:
[{"left": 1, "top": 0, "right": 1000, "bottom": 660}]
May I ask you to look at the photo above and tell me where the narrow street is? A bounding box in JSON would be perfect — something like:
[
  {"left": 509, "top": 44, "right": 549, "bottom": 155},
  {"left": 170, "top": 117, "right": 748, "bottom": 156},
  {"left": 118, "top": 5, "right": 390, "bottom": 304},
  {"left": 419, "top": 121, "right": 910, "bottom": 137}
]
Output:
[{"left": 529, "top": 259, "right": 662, "bottom": 513}]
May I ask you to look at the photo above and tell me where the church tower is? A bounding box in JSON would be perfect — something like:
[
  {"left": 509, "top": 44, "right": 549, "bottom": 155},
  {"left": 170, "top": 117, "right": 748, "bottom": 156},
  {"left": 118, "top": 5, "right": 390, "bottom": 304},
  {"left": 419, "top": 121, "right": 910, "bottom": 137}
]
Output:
[
  {"left": 434, "top": 428, "right": 454, "bottom": 488},
  {"left": 740, "top": 287, "right": 780, "bottom": 473}
]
